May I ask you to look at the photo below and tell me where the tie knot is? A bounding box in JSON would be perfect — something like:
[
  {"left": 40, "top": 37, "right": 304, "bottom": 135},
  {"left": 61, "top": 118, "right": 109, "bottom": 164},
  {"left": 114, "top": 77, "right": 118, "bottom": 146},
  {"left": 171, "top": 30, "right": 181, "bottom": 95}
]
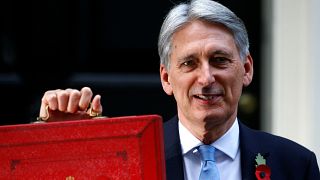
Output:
[{"left": 198, "top": 145, "right": 215, "bottom": 161}]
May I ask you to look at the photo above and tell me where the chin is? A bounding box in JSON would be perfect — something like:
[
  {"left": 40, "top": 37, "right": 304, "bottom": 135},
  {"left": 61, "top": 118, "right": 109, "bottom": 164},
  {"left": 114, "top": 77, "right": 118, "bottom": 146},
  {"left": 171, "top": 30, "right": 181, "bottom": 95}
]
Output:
[{"left": 201, "top": 110, "right": 228, "bottom": 121}]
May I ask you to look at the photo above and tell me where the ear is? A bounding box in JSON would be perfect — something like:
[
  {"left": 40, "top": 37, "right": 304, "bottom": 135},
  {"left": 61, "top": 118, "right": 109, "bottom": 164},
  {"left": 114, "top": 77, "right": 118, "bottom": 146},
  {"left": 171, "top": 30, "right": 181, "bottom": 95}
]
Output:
[
  {"left": 160, "top": 64, "right": 173, "bottom": 95},
  {"left": 243, "top": 54, "right": 254, "bottom": 87}
]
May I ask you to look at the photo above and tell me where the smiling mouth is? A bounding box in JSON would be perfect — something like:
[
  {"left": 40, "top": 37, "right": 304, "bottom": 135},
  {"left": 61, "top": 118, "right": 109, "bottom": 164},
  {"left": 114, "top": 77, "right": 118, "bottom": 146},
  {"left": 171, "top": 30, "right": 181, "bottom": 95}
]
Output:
[
  {"left": 195, "top": 94, "right": 213, "bottom": 100},
  {"left": 191, "top": 86, "right": 225, "bottom": 103},
  {"left": 194, "top": 94, "right": 221, "bottom": 100}
]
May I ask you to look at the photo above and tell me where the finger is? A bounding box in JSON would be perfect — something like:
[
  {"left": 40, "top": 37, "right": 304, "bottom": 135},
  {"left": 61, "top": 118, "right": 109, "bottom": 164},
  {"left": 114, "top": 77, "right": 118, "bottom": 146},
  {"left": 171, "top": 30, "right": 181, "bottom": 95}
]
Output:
[
  {"left": 66, "top": 90, "right": 81, "bottom": 113},
  {"left": 78, "top": 87, "right": 93, "bottom": 111},
  {"left": 45, "top": 90, "right": 59, "bottom": 110},
  {"left": 56, "top": 90, "right": 70, "bottom": 112},
  {"left": 39, "top": 90, "right": 59, "bottom": 118},
  {"left": 91, "top": 94, "right": 103, "bottom": 114},
  {"left": 39, "top": 98, "right": 49, "bottom": 118}
]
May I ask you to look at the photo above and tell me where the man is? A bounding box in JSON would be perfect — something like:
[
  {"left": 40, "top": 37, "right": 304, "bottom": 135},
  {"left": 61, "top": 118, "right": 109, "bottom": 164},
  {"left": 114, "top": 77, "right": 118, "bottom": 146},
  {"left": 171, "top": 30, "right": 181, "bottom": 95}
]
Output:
[{"left": 38, "top": 0, "right": 320, "bottom": 179}]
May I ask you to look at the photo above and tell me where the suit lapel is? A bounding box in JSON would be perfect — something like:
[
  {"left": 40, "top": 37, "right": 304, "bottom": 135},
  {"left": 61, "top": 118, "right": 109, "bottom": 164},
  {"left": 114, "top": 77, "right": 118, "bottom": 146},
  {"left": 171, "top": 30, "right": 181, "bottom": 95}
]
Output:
[
  {"left": 163, "top": 116, "right": 184, "bottom": 180},
  {"left": 239, "top": 121, "right": 270, "bottom": 180}
]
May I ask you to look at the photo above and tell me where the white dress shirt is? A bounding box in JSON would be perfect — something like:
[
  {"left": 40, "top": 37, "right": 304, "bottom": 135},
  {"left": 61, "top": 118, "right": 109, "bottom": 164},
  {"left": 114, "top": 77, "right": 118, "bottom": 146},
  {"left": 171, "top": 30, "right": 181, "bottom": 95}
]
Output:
[{"left": 178, "top": 118, "right": 241, "bottom": 180}]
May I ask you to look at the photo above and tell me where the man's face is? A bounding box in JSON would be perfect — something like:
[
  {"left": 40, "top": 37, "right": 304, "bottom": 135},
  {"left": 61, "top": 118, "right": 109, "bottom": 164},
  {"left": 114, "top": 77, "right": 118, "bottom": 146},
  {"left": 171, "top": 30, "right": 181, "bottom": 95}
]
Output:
[{"left": 160, "top": 20, "right": 253, "bottom": 129}]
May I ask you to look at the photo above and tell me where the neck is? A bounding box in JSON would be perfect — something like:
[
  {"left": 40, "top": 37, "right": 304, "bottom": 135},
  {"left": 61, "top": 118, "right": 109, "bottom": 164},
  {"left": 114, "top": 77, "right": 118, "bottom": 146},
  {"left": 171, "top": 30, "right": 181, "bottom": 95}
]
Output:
[{"left": 179, "top": 114, "right": 236, "bottom": 144}]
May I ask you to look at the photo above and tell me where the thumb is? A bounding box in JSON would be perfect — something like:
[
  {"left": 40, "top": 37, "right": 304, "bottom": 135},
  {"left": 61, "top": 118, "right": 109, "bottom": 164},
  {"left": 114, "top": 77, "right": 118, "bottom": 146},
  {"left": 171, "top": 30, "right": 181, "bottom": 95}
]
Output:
[
  {"left": 87, "top": 94, "right": 103, "bottom": 116},
  {"left": 39, "top": 100, "right": 50, "bottom": 120}
]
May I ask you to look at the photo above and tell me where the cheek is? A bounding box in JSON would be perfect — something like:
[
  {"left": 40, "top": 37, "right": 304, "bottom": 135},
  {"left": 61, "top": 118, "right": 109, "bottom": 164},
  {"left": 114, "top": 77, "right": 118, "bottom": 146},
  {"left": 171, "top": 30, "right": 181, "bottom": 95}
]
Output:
[
  {"left": 171, "top": 79, "right": 185, "bottom": 96},
  {"left": 171, "top": 74, "right": 194, "bottom": 97},
  {"left": 229, "top": 73, "right": 245, "bottom": 99},
  {"left": 219, "top": 69, "right": 244, "bottom": 97},
  {"left": 228, "top": 64, "right": 245, "bottom": 84}
]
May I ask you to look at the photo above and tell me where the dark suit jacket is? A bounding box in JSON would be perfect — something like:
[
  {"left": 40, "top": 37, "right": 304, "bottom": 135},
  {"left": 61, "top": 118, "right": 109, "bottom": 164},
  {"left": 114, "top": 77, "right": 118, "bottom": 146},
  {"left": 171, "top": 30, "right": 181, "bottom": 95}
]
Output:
[{"left": 163, "top": 115, "right": 320, "bottom": 180}]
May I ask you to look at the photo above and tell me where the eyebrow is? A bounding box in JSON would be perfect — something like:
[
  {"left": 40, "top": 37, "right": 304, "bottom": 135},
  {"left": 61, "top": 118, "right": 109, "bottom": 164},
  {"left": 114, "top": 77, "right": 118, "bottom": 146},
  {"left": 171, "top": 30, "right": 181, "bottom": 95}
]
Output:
[
  {"left": 177, "top": 49, "right": 233, "bottom": 63},
  {"left": 209, "top": 50, "right": 233, "bottom": 58},
  {"left": 177, "top": 54, "right": 197, "bottom": 64}
]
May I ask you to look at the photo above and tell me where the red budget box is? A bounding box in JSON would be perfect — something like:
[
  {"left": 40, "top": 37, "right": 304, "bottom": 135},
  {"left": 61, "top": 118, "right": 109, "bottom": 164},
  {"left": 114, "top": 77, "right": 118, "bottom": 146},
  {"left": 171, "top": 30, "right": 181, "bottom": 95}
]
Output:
[{"left": 0, "top": 115, "right": 166, "bottom": 180}]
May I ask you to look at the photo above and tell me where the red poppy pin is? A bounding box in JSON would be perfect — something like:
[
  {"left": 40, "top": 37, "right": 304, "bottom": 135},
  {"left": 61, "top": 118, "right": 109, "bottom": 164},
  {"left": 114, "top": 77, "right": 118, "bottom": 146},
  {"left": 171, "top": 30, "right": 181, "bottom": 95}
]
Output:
[{"left": 255, "top": 153, "right": 271, "bottom": 180}]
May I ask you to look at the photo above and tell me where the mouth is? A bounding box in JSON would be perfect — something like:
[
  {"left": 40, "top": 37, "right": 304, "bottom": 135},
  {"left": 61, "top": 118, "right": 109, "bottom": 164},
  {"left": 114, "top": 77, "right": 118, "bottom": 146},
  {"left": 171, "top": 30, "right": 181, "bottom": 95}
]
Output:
[
  {"left": 195, "top": 94, "right": 217, "bottom": 100},
  {"left": 193, "top": 94, "right": 222, "bottom": 104},
  {"left": 191, "top": 86, "right": 225, "bottom": 105}
]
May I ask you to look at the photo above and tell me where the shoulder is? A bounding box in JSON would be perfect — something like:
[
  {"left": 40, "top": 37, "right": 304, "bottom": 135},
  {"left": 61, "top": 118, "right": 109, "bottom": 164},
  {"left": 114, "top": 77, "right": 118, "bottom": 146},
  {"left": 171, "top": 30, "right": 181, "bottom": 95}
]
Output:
[
  {"left": 163, "top": 115, "right": 178, "bottom": 129},
  {"left": 239, "top": 121, "right": 317, "bottom": 161},
  {"left": 163, "top": 115, "right": 179, "bottom": 142},
  {"left": 240, "top": 121, "right": 320, "bottom": 178}
]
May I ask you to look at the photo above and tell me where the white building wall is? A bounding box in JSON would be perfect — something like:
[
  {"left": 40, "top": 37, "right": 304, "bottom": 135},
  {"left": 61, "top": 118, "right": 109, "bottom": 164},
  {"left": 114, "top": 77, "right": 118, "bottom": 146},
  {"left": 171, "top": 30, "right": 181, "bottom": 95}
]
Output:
[{"left": 262, "top": 0, "right": 320, "bottom": 163}]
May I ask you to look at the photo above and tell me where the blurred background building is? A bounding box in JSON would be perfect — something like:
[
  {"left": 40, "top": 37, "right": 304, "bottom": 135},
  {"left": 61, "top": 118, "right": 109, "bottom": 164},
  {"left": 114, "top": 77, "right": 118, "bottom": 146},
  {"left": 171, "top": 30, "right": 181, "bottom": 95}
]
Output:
[
  {"left": 262, "top": 0, "right": 320, "bottom": 164},
  {"left": 0, "top": 0, "right": 261, "bottom": 126},
  {"left": 0, "top": 0, "right": 319, "bottom": 163}
]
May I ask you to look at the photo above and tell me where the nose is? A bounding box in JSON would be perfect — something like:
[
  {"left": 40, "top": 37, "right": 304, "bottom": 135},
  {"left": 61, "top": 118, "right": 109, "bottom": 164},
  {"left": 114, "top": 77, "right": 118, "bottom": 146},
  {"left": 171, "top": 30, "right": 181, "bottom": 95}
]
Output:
[{"left": 197, "top": 63, "right": 215, "bottom": 86}]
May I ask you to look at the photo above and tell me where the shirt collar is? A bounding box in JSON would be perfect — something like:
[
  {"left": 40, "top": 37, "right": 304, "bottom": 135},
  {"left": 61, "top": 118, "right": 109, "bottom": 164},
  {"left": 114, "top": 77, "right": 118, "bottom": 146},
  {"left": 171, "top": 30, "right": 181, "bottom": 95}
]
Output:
[{"left": 179, "top": 118, "right": 240, "bottom": 160}]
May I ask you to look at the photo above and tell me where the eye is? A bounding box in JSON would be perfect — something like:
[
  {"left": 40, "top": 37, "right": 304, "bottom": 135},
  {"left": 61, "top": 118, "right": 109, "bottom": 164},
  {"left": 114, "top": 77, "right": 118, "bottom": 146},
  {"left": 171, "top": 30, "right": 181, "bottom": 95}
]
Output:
[
  {"left": 210, "top": 57, "right": 231, "bottom": 67},
  {"left": 179, "top": 59, "right": 197, "bottom": 72},
  {"left": 182, "top": 60, "right": 196, "bottom": 67},
  {"left": 213, "top": 57, "right": 229, "bottom": 63}
]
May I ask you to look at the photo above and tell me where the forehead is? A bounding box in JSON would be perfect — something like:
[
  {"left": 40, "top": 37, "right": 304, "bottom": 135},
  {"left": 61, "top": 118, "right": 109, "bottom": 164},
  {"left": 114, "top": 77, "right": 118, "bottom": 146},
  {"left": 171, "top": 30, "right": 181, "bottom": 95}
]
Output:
[
  {"left": 173, "top": 20, "right": 234, "bottom": 45},
  {"left": 171, "top": 20, "right": 237, "bottom": 57}
]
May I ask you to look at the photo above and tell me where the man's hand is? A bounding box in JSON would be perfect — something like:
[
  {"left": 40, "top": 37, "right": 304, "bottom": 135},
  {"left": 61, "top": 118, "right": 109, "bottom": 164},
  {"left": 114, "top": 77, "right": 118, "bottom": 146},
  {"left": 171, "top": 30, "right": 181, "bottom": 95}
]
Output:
[{"left": 38, "top": 87, "right": 103, "bottom": 122}]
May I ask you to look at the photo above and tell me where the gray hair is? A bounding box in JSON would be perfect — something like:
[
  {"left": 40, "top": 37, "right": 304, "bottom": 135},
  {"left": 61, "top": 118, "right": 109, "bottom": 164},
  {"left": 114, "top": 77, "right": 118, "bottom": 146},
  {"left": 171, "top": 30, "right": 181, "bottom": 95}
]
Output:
[{"left": 158, "top": 0, "right": 250, "bottom": 69}]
